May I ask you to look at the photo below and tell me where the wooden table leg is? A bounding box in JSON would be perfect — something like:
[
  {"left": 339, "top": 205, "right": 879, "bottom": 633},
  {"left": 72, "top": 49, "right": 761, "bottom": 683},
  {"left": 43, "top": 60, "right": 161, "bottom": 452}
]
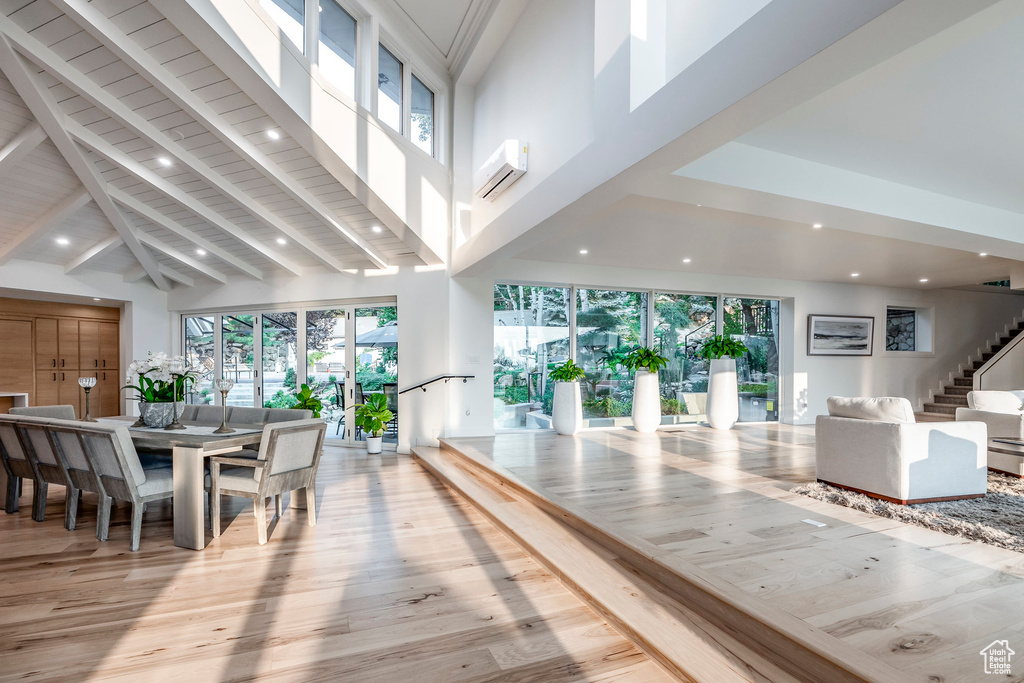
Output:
[{"left": 173, "top": 445, "right": 206, "bottom": 550}]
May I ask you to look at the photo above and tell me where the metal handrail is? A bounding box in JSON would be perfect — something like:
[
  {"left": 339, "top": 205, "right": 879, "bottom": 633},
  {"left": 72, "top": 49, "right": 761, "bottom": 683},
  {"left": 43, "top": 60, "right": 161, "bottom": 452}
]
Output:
[{"left": 399, "top": 374, "right": 475, "bottom": 394}]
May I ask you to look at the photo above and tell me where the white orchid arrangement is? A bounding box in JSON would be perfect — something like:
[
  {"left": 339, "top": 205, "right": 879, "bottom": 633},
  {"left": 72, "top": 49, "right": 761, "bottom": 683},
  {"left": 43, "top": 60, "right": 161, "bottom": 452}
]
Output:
[{"left": 123, "top": 352, "right": 196, "bottom": 403}]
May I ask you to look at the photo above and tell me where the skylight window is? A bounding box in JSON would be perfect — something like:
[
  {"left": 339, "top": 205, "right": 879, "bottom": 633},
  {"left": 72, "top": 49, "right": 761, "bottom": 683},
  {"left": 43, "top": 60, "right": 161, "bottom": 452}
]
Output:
[
  {"left": 377, "top": 45, "right": 402, "bottom": 134},
  {"left": 260, "top": 0, "right": 304, "bottom": 53},
  {"left": 318, "top": 1, "right": 357, "bottom": 99}
]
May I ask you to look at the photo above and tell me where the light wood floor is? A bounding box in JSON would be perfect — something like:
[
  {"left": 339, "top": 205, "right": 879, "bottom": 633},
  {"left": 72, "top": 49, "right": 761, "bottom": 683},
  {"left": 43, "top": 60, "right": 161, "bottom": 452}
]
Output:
[
  {"left": 446, "top": 425, "right": 1024, "bottom": 682},
  {"left": 0, "top": 446, "right": 668, "bottom": 683}
]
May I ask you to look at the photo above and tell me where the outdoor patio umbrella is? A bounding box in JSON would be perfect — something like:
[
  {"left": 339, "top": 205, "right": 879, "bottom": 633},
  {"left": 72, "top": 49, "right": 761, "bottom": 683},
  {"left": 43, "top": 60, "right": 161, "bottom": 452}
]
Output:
[{"left": 333, "top": 321, "right": 398, "bottom": 348}]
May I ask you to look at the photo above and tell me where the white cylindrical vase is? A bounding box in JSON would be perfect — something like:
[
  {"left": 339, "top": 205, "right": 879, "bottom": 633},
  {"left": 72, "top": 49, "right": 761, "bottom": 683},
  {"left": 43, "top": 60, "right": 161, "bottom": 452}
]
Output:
[
  {"left": 631, "top": 370, "right": 661, "bottom": 433},
  {"left": 707, "top": 358, "right": 739, "bottom": 430},
  {"left": 552, "top": 381, "right": 583, "bottom": 435},
  {"left": 366, "top": 435, "right": 383, "bottom": 454}
]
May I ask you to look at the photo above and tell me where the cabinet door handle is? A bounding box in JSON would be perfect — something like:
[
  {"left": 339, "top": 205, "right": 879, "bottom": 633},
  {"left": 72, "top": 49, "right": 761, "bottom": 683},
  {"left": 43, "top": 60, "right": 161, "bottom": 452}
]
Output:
[
  {"left": 102, "top": 360, "right": 106, "bottom": 368},
  {"left": 52, "top": 373, "right": 56, "bottom": 381},
  {"left": 52, "top": 359, "right": 56, "bottom": 368},
  {"left": 94, "top": 360, "right": 98, "bottom": 367},
  {"left": 61, "top": 359, "right": 64, "bottom": 367},
  {"left": 61, "top": 372, "right": 65, "bottom": 381}
]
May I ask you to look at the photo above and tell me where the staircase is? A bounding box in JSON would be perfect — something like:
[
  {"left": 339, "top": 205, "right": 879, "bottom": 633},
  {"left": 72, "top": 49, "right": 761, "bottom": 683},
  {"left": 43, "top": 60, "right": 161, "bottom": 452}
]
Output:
[{"left": 916, "top": 317, "right": 1024, "bottom": 421}]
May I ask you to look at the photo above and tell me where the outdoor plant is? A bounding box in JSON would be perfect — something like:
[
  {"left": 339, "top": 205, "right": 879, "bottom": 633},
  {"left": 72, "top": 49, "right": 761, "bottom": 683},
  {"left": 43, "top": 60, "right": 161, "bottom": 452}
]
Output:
[
  {"left": 549, "top": 359, "right": 586, "bottom": 382},
  {"left": 123, "top": 352, "right": 195, "bottom": 402},
  {"left": 354, "top": 392, "right": 394, "bottom": 438},
  {"left": 291, "top": 383, "right": 323, "bottom": 418},
  {"left": 697, "top": 335, "right": 749, "bottom": 360},
  {"left": 622, "top": 346, "right": 669, "bottom": 374}
]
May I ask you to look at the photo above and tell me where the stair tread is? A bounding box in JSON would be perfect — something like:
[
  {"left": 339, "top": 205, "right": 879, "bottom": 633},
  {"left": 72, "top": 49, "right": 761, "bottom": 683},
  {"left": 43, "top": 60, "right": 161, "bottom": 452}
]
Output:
[{"left": 915, "top": 412, "right": 956, "bottom": 422}]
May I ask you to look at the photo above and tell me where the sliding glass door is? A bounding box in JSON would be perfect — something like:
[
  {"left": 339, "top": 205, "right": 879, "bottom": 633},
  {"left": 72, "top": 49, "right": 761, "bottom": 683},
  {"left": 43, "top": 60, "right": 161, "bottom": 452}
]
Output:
[
  {"left": 221, "top": 314, "right": 255, "bottom": 406},
  {"left": 354, "top": 306, "right": 398, "bottom": 446},
  {"left": 724, "top": 297, "right": 780, "bottom": 422},
  {"left": 306, "top": 309, "right": 347, "bottom": 439},
  {"left": 260, "top": 312, "right": 298, "bottom": 410}
]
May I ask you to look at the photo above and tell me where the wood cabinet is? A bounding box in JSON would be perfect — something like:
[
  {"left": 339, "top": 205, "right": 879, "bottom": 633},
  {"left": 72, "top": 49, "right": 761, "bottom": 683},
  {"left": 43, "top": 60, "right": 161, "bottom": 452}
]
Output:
[
  {"left": 35, "top": 318, "right": 58, "bottom": 370},
  {"left": 58, "top": 319, "right": 79, "bottom": 370},
  {"left": 0, "top": 298, "right": 120, "bottom": 412},
  {"left": 35, "top": 370, "right": 60, "bottom": 407}
]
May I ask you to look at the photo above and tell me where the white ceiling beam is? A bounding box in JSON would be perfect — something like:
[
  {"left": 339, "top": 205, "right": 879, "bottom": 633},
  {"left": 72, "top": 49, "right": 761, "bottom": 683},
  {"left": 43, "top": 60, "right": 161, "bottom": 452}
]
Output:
[
  {"left": 0, "top": 120, "right": 45, "bottom": 180},
  {"left": 53, "top": 0, "right": 391, "bottom": 270},
  {"left": 133, "top": 231, "right": 228, "bottom": 284},
  {"left": 0, "top": 15, "right": 354, "bottom": 274},
  {"left": 0, "top": 36, "right": 171, "bottom": 291},
  {"left": 110, "top": 188, "right": 263, "bottom": 280},
  {"left": 66, "top": 120, "right": 304, "bottom": 277},
  {"left": 157, "top": 263, "right": 193, "bottom": 287},
  {"left": 64, "top": 234, "right": 122, "bottom": 275},
  {"left": 0, "top": 187, "right": 90, "bottom": 265}
]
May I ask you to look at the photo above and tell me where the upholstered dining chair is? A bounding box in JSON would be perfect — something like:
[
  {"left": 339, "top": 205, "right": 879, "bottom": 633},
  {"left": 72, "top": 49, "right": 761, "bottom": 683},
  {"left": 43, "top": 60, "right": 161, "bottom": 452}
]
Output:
[
  {"left": 45, "top": 421, "right": 112, "bottom": 537},
  {"left": 210, "top": 418, "right": 326, "bottom": 545},
  {"left": 76, "top": 423, "right": 192, "bottom": 551},
  {"left": 15, "top": 419, "right": 80, "bottom": 527},
  {"left": 0, "top": 414, "right": 51, "bottom": 518}
]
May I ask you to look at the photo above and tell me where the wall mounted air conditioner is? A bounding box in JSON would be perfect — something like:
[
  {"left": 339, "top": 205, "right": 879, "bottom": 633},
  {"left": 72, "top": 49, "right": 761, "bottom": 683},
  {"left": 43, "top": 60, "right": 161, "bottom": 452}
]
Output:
[{"left": 475, "top": 140, "right": 528, "bottom": 201}]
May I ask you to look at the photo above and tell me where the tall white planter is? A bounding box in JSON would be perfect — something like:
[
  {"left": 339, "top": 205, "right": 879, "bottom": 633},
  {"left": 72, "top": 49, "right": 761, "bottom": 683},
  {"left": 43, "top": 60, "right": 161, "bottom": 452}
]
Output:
[
  {"left": 552, "top": 381, "right": 583, "bottom": 435},
  {"left": 632, "top": 370, "right": 661, "bottom": 433},
  {"left": 707, "top": 358, "right": 739, "bottom": 430}
]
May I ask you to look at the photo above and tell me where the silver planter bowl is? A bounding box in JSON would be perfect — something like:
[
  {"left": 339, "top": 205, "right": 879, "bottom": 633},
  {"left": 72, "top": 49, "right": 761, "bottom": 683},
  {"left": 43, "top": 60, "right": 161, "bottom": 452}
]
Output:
[{"left": 138, "top": 401, "right": 185, "bottom": 429}]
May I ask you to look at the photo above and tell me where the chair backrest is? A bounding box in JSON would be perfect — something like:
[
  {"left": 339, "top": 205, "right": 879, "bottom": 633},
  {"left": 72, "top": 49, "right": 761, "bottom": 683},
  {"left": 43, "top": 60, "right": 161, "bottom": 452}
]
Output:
[
  {"left": 46, "top": 420, "right": 92, "bottom": 473},
  {"left": 354, "top": 383, "right": 364, "bottom": 406},
  {"left": 382, "top": 384, "right": 398, "bottom": 413},
  {"left": 11, "top": 405, "right": 76, "bottom": 420},
  {"left": 227, "top": 407, "right": 269, "bottom": 426},
  {"left": 76, "top": 424, "right": 146, "bottom": 501},
  {"left": 181, "top": 404, "right": 199, "bottom": 421},
  {"left": 266, "top": 408, "right": 313, "bottom": 422},
  {"left": 0, "top": 414, "right": 50, "bottom": 464},
  {"left": 240, "top": 419, "right": 326, "bottom": 492},
  {"left": 192, "top": 405, "right": 223, "bottom": 426},
  {"left": 334, "top": 381, "right": 345, "bottom": 410}
]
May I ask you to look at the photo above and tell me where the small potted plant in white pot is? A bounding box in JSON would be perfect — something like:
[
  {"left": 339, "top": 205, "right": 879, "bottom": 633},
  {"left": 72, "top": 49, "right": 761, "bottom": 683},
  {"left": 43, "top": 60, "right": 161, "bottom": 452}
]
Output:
[
  {"left": 697, "top": 335, "right": 749, "bottom": 430},
  {"left": 549, "top": 359, "right": 585, "bottom": 435},
  {"left": 623, "top": 346, "right": 669, "bottom": 433},
  {"left": 354, "top": 392, "right": 393, "bottom": 454}
]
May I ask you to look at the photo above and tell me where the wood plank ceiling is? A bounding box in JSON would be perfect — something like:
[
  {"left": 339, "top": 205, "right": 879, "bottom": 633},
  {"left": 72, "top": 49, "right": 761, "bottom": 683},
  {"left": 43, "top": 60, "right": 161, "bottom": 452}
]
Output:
[{"left": 0, "top": 0, "right": 426, "bottom": 291}]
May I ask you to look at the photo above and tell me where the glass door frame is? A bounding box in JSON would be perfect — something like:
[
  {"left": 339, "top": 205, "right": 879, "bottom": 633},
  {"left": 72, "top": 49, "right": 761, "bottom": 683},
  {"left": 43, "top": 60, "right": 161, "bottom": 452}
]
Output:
[{"left": 179, "top": 297, "right": 397, "bottom": 447}]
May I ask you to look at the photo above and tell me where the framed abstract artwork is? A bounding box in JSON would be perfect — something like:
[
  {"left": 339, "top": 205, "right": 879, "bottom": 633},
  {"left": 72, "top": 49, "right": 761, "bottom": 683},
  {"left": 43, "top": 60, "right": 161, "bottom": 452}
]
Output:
[{"left": 807, "top": 315, "right": 874, "bottom": 356}]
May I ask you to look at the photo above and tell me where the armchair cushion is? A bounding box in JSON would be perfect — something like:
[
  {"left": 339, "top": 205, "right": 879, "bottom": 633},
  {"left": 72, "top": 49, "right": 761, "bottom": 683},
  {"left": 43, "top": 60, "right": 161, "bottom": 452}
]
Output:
[
  {"left": 826, "top": 396, "right": 915, "bottom": 423},
  {"left": 966, "top": 390, "right": 1024, "bottom": 412}
]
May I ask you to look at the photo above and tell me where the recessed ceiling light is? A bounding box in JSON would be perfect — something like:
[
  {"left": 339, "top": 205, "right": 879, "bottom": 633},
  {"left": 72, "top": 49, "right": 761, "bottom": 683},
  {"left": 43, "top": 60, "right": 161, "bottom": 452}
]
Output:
[
  {"left": 851, "top": 273, "right": 859, "bottom": 277},
  {"left": 372, "top": 226, "right": 382, "bottom": 233},
  {"left": 919, "top": 278, "right": 929, "bottom": 283},
  {"left": 157, "top": 156, "right": 172, "bottom": 167},
  {"left": 196, "top": 248, "right": 207, "bottom": 256},
  {"left": 276, "top": 237, "right": 286, "bottom": 245},
  {"left": 92, "top": 297, "right": 101, "bottom": 301},
  {"left": 696, "top": 204, "right": 702, "bottom": 207},
  {"left": 980, "top": 252, "right": 988, "bottom": 257},
  {"left": 682, "top": 258, "right": 691, "bottom": 263},
  {"left": 579, "top": 249, "right": 588, "bottom": 255},
  {"left": 267, "top": 130, "right": 280, "bottom": 140},
  {"left": 812, "top": 223, "right": 823, "bottom": 229},
  {"left": 56, "top": 237, "right": 69, "bottom": 246}
]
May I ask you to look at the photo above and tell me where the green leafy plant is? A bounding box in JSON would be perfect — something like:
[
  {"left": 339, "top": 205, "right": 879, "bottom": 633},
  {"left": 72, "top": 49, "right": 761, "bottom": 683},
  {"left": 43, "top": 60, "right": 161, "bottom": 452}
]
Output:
[
  {"left": 354, "top": 392, "right": 394, "bottom": 438},
  {"left": 697, "top": 335, "right": 749, "bottom": 360},
  {"left": 549, "top": 359, "right": 586, "bottom": 382},
  {"left": 622, "top": 346, "right": 669, "bottom": 374},
  {"left": 291, "top": 383, "right": 323, "bottom": 418}
]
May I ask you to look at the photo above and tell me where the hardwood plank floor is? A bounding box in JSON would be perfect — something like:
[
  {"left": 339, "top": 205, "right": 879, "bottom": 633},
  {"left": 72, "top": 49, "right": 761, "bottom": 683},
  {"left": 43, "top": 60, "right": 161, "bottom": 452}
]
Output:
[
  {"left": 0, "top": 446, "right": 668, "bottom": 683},
  {"left": 445, "top": 425, "right": 1024, "bottom": 682}
]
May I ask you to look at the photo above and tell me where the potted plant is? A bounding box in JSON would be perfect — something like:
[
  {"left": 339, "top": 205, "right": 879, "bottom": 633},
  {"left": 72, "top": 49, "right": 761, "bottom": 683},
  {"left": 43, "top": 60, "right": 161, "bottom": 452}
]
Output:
[
  {"left": 123, "top": 352, "right": 196, "bottom": 428},
  {"left": 290, "top": 383, "right": 323, "bottom": 418},
  {"left": 354, "top": 392, "right": 393, "bottom": 454},
  {"left": 623, "top": 346, "right": 669, "bottom": 433},
  {"left": 549, "top": 359, "right": 585, "bottom": 435},
  {"left": 697, "top": 335, "right": 749, "bottom": 430}
]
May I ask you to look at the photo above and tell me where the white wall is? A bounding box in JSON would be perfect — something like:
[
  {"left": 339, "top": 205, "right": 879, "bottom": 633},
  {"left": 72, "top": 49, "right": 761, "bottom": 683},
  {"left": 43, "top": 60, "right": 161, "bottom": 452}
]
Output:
[
  {"left": 445, "top": 258, "right": 1024, "bottom": 434},
  {"left": 0, "top": 259, "right": 173, "bottom": 414},
  {"left": 167, "top": 266, "right": 450, "bottom": 452}
]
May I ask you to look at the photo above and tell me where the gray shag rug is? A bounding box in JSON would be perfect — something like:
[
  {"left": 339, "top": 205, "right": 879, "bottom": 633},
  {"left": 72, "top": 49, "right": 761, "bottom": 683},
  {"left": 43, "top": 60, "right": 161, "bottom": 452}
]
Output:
[{"left": 792, "top": 473, "right": 1024, "bottom": 553}]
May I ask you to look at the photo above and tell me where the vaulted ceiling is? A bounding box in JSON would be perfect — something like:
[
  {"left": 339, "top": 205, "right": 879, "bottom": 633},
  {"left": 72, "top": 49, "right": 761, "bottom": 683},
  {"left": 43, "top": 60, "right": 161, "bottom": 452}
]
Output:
[{"left": 0, "top": 0, "right": 430, "bottom": 291}]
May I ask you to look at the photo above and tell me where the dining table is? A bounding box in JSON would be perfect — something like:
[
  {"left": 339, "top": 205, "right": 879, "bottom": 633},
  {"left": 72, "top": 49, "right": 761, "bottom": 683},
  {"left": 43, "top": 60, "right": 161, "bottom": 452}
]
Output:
[{"left": 101, "top": 416, "right": 264, "bottom": 550}]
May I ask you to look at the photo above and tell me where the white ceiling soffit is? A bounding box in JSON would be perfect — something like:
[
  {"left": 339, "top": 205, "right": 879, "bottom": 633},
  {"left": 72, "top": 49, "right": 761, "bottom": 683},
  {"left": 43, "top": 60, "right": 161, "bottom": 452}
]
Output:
[{"left": 0, "top": 0, "right": 429, "bottom": 290}]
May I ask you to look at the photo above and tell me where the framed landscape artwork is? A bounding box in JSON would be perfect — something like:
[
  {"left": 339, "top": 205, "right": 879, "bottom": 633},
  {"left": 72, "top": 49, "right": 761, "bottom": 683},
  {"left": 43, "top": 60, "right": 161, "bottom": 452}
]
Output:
[{"left": 807, "top": 315, "right": 874, "bottom": 356}]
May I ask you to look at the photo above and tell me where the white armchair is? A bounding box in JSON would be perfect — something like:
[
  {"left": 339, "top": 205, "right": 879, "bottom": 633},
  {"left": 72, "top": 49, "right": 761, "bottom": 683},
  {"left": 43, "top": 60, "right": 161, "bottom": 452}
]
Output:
[
  {"left": 955, "top": 390, "right": 1024, "bottom": 439},
  {"left": 816, "top": 397, "right": 987, "bottom": 504}
]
